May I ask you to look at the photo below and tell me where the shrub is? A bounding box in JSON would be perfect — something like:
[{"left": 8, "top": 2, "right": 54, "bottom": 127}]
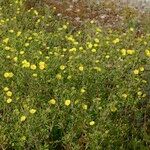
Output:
[{"left": 0, "top": 0, "right": 150, "bottom": 149}]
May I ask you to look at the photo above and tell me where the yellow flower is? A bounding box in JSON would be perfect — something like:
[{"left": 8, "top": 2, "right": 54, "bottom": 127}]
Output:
[
  {"left": 139, "top": 67, "right": 144, "bottom": 72},
  {"left": 80, "top": 88, "right": 86, "bottom": 93},
  {"left": 45, "top": 56, "right": 50, "bottom": 59},
  {"left": 133, "top": 69, "right": 139, "bottom": 75},
  {"left": 122, "top": 93, "right": 128, "bottom": 98},
  {"left": 6, "top": 91, "right": 12, "bottom": 97},
  {"left": 30, "top": 64, "right": 37, "bottom": 70},
  {"left": 142, "top": 80, "right": 147, "bottom": 84},
  {"left": 130, "top": 28, "right": 134, "bottom": 32},
  {"left": 6, "top": 98, "right": 12, "bottom": 103},
  {"left": 21, "top": 136, "right": 26, "bottom": 141},
  {"left": 39, "top": 61, "right": 46, "bottom": 70},
  {"left": 9, "top": 72, "right": 14, "bottom": 77},
  {"left": 79, "top": 65, "right": 84, "bottom": 71},
  {"left": 127, "top": 49, "right": 135, "bottom": 55},
  {"left": 20, "top": 51, "right": 25, "bottom": 55},
  {"left": 63, "top": 48, "right": 67, "bottom": 52},
  {"left": 17, "top": 31, "right": 21, "bottom": 37},
  {"left": 87, "top": 42, "right": 93, "bottom": 49},
  {"left": 62, "top": 25, "right": 67, "bottom": 29},
  {"left": 82, "top": 104, "right": 88, "bottom": 110},
  {"left": 95, "top": 60, "right": 99, "bottom": 63},
  {"left": 145, "top": 50, "right": 150, "bottom": 57},
  {"left": 142, "top": 94, "right": 146, "bottom": 97},
  {"left": 28, "top": 37, "right": 32, "bottom": 40},
  {"left": 9, "top": 29, "right": 14, "bottom": 33},
  {"left": 4, "top": 87, "right": 9, "bottom": 91},
  {"left": 110, "top": 105, "right": 117, "bottom": 112},
  {"left": 3, "top": 38, "right": 9, "bottom": 44},
  {"left": 73, "top": 41, "right": 78, "bottom": 45},
  {"left": 105, "top": 55, "right": 110, "bottom": 59},
  {"left": 121, "top": 49, "right": 126, "bottom": 56},
  {"left": 29, "top": 109, "right": 36, "bottom": 114},
  {"left": 49, "top": 99, "right": 56, "bottom": 105},
  {"left": 56, "top": 74, "right": 62, "bottom": 80},
  {"left": 22, "top": 60, "right": 30, "bottom": 68},
  {"left": 89, "top": 121, "right": 95, "bottom": 126},
  {"left": 5, "top": 46, "right": 11, "bottom": 50},
  {"left": 113, "top": 38, "right": 120, "bottom": 44},
  {"left": 137, "top": 91, "right": 142, "bottom": 96},
  {"left": 20, "top": 116, "right": 26, "bottom": 122},
  {"left": 144, "top": 41, "right": 147, "bottom": 45},
  {"left": 60, "top": 65, "right": 65, "bottom": 70},
  {"left": 96, "top": 27, "right": 101, "bottom": 32},
  {"left": 4, "top": 72, "right": 10, "bottom": 78},
  {"left": 91, "top": 49, "right": 96, "bottom": 53},
  {"left": 75, "top": 100, "right": 79, "bottom": 104},
  {"left": 103, "top": 130, "right": 109, "bottom": 135},
  {"left": 94, "top": 43, "right": 98, "bottom": 47},
  {"left": 6, "top": 55, "right": 10, "bottom": 59},
  {"left": 25, "top": 43, "right": 29, "bottom": 47},
  {"left": 94, "top": 38, "right": 99, "bottom": 43},
  {"left": 90, "top": 20, "right": 94, "bottom": 24},
  {"left": 67, "top": 36, "right": 75, "bottom": 42},
  {"left": 69, "top": 47, "right": 76, "bottom": 52},
  {"left": 93, "top": 67, "right": 101, "bottom": 72},
  {"left": 32, "top": 73, "right": 38, "bottom": 77},
  {"left": 13, "top": 57, "right": 18, "bottom": 62},
  {"left": 4, "top": 72, "right": 14, "bottom": 78},
  {"left": 36, "top": 19, "right": 41, "bottom": 24},
  {"left": 79, "top": 47, "right": 83, "bottom": 51},
  {"left": 67, "top": 75, "right": 72, "bottom": 80},
  {"left": 39, "top": 51, "right": 42, "bottom": 55},
  {"left": 65, "top": 100, "right": 71, "bottom": 106},
  {"left": 34, "top": 10, "right": 38, "bottom": 15}
]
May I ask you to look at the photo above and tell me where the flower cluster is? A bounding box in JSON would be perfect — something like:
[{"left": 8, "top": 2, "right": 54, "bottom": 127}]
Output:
[{"left": 0, "top": 0, "right": 150, "bottom": 149}]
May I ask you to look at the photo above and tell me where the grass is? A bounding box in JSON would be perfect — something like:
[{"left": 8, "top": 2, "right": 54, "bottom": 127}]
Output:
[{"left": 0, "top": 0, "right": 150, "bottom": 149}]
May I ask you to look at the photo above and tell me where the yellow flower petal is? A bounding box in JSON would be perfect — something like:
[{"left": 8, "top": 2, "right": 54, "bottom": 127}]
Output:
[
  {"left": 3, "top": 38, "right": 9, "bottom": 44},
  {"left": 139, "top": 67, "right": 144, "bottom": 72},
  {"left": 133, "top": 69, "right": 139, "bottom": 75},
  {"left": 82, "top": 104, "right": 88, "bottom": 110},
  {"left": 6, "top": 91, "right": 12, "bottom": 97},
  {"left": 6, "top": 98, "right": 12, "bottom": 103},
  {"left": 89, "top": 121, "right": 95, "bottom": 126},
  {"left": 65, "top": 100, "right": 71, "bottom": 106},
  {"left": 20, "top": 116, "right": 26, "bottom": 122},
  {"left": 29, "top": 109, "right": 36, "bottom": 114},
  {"left": 30, "top": 64, "right": 37, "bottom": 70},
  {"left": 4, "top": 87, "right": 9, "bottom": 91},
  {"left": 56, "top": 74, "right": 62, "bottom": 80},
  {"left": 49, "top": 99, "right": 56, "bottom": 105},
  {"left": 79, "top": 65, "right": 84, "bottom": 71},
  {"left": 60, "top": 65, "right": 65, "bottom": 70},
  {"left": 39, "top": 61, "right": 46, "bottom": 70}
]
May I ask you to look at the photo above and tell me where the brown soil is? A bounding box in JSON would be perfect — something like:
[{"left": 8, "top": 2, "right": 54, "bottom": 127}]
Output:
[
  {"left": 25, "top": 0, "right": 150, "bottom": 32},
  {"left": 44, "top": 0, "right": 126, "bottom": 28}
]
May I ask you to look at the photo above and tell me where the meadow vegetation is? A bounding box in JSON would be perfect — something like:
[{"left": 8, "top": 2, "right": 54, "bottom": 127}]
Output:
[{"left": 0, "top": 0, "right": 150, "bottom": 149}]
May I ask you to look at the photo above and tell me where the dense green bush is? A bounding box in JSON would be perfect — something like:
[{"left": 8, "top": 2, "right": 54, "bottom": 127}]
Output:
[{"left": 0, "top": 0, "right": 150, "bottom": 149}]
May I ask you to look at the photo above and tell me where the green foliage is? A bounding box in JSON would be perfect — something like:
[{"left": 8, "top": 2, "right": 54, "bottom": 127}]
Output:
[{"left": 0, "top": 0, "right": 150, "bottom": 149}]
